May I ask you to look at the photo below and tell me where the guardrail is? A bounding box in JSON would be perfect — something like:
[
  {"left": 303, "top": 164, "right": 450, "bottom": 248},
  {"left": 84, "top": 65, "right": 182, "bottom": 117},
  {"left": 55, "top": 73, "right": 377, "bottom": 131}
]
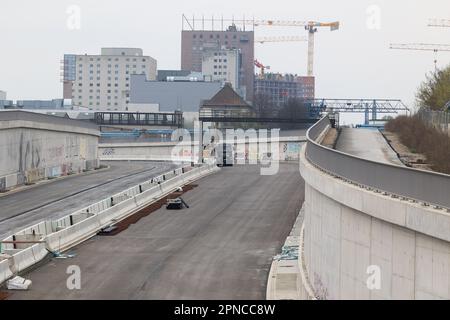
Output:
[{"left": 305, "top": 116, "right": 450, "bottom": 210}]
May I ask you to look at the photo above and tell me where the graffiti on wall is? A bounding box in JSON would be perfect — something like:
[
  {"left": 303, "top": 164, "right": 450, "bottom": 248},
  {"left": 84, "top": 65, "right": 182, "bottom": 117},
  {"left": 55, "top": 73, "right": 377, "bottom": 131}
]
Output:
[{"left": 102, "top": 148, "right": 115, "bottom": 156}]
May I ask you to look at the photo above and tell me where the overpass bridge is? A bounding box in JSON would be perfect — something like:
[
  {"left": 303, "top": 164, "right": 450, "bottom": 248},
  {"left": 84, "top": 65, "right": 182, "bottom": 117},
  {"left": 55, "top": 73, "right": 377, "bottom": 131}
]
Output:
[{"left": 299, "top": 116, "right": 450, "bottom": 299}]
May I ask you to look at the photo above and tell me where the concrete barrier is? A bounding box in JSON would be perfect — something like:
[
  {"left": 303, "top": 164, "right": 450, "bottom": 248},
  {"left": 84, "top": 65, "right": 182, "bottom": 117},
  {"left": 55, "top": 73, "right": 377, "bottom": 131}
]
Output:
[
  {"left": 11, "top": 242, "right": 47, "bottom": 273},
  {"left": 0, "top": 259, "right": 13, "bottom": 285}
]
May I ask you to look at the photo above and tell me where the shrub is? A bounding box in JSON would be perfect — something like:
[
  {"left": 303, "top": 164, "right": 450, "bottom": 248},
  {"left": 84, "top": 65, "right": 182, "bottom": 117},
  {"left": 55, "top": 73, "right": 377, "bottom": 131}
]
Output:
[{"left": 385, "top": 115, "right": 450, "bottom": 174}]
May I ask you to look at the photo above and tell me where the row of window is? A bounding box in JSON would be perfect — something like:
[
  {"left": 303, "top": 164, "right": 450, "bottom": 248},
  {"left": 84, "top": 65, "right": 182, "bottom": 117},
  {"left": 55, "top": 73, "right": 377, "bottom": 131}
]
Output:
[
  {"left": 80, "top": 57, "right": 147, "bottom": 62},
  {"left": 74, "top": 89, "right": 126, "bottom": 94},
  {"left": 79, "top": 64, "right": 146, "bottom": 69},
  {"left": 213, "top": 59, "right": 228, "bottom": 63},
  {"left": 193, "top": 34, "right": 238, "bottom": 40},
  {"left": 77, "top": 76, "right": 131, "bottom": 81},
  {"left": 77, "top": 83, "right": 129, "bottom": 87},
  {"left": 79, "top": 70, "right": 145, "bottom": 76}
]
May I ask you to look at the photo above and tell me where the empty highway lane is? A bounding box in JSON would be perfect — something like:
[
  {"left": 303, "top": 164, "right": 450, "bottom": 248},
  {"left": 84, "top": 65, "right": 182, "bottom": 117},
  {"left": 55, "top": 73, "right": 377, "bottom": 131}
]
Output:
[{"left": 7, "top": 163, "right": 304, "bottom": 300}]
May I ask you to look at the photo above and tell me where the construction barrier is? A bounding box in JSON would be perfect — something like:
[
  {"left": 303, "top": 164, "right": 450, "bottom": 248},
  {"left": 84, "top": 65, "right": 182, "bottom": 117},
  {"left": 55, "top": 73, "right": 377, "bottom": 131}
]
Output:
[
  {"left": 0, "top": 259, "right": 13, "bottom": 285},
  {"left": 11, "top": 243, "right": 47, "bottom": 274}
]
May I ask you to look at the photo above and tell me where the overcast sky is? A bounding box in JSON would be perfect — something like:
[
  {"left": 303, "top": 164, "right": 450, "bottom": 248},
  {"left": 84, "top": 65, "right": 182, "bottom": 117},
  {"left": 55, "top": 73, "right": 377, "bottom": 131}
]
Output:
[{"left": 1, "top": 0, "right": 449, "bottom": 122}]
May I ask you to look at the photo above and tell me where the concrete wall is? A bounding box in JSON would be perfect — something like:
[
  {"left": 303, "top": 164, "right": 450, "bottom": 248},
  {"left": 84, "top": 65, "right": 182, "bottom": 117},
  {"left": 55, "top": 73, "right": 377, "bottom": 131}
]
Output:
[
  {"left": 0, "top": 111, "right": 100, "bottom": 191},
  {"left": 99, "top": 137, "right": 305, "bottom": 162},
  {"left": 300, "top": 145, "right": 450, "bottom": 299},
  {"left": 130, "top": 74, "right": 222, "bottom": 112}
]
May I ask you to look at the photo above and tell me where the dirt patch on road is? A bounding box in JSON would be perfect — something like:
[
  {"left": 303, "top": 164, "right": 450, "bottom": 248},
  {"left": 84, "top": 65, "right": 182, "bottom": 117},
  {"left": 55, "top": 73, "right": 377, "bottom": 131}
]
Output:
[{"left": 99, "top": 184, "right": 198, "bottom": 236}]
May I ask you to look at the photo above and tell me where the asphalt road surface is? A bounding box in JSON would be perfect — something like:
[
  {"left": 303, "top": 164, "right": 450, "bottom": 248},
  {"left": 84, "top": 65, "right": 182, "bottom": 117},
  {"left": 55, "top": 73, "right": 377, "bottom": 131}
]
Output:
[
  {"left": 7, "top": 163, "right": 304, "bottom": 300},
  {"left": 0, "top": 161, "right": 179, "bottom": 239}
]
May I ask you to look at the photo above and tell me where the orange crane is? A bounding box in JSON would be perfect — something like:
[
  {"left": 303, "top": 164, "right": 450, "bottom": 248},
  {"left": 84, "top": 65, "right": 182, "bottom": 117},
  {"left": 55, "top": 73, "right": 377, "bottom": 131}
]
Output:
[{"left": 254, "top": 59, "right": 270, "bottom": 79}]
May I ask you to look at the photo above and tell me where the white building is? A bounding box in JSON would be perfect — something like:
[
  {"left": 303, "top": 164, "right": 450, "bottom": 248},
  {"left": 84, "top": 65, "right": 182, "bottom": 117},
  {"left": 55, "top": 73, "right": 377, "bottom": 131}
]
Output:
[
  {"left": 202, "top": 48, "right": 241, "bottom": 93},
  {"left": 62, "top": 48, "right": 157, "bottom": 111},
  {"left": 0, "top": 91, "right": 6, "bottom": 100}
]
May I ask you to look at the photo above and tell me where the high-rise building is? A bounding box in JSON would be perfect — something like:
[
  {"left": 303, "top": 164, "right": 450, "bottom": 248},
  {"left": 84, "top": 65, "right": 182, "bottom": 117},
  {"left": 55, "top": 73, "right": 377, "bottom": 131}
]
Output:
[
  {"left": 254, "top": 73, "right": 315, "bottom": 106},
  {"left": 62, "top": 48, "right": 157, "bottom": 110},
  {"left": 181, "top": 24, "right": 254, "bottom": 101},
  {"left": 0, "top": 90, "right": 6, "bottom": 101},
  {"left": 202, "top": 48, "right": 242, "bottom": 97}
]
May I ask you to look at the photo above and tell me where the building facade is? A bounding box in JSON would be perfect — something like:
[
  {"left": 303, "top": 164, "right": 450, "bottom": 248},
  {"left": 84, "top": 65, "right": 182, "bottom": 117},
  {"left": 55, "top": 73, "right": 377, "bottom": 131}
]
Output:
[
  {"left": 62, "top": 48, "right": 157, "bottom": 111},
  {"left": 129, "top": 74, "right": 221, "bottom": 112},
  {"left": 202, "top": 48, "right": 241, "bottom": 93},
  {"left": 254, "top": 73, "right": 315, "bottom": 106},
  {"left": 0, "top": 91, "right": 6, "bottom": 101},
  {"left": 181, "top": 25, "right": 254, "bottom": 101}
]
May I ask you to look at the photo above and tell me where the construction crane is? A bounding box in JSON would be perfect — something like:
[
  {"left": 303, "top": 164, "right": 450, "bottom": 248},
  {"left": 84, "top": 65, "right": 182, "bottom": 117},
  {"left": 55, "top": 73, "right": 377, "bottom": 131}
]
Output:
[
  {"left": 253, "top": 20, "right": 340, "bottom": 76},
  {"left": 181, "top": 15, "right": 340, "bottom": 76},
  {"left": 255, "top": 36, "right": 307, "bottom": 44},
  {"left": 390, "top": 43, "right": 450, "bottom": 71},
  {"left": 428, "top": 19, "right": 450, "bottom": 27},
  {"left": 254, "top": 59, "right": 270, "bottom": 78}
]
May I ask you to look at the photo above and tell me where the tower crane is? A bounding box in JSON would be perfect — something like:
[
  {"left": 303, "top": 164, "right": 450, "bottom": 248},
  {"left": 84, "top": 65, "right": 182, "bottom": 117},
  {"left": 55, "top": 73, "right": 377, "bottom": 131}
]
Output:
[
  {"left": 253, "top": 20, "right": 340, "bottom": 76},
  {"left": 254, "top": 59, "right": 270, "bottom": 79},
  {"left": 390, "top": 43, "right": 450, "bottom": 71},
  {"left": 255, "top": 36, "right": 307, "bottom": 44},
  {"left": 181, "top": 15, "right": 340, "bottom": 76},
  {"left": 428, "top": 19, "right": 450, "bottom": 27}
]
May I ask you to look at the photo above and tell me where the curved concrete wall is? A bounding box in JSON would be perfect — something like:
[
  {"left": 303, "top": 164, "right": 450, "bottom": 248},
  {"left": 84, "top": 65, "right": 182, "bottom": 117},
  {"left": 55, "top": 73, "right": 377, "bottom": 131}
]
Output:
[
  {"left": 300, "top": 146, "right": 450, "bottom": 299},
  {"left": 0, "top": 111, "right": 100, "bottom": 190}
]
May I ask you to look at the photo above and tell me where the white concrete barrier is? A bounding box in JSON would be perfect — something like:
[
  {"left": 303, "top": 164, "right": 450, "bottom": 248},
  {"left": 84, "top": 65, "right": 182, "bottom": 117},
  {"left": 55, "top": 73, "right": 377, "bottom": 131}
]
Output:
[
  {"left": 0, "top": 259, "right": 13, "bottom": 285},
  {"left": 11, "top": 243, "right": 47, "bottom": 273}
]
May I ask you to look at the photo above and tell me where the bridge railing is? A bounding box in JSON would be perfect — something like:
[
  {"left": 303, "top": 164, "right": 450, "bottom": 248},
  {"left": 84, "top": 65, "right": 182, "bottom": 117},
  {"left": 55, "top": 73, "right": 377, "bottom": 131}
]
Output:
[{"left": 305, "top": 116, "right": 450, "bottom": 210}]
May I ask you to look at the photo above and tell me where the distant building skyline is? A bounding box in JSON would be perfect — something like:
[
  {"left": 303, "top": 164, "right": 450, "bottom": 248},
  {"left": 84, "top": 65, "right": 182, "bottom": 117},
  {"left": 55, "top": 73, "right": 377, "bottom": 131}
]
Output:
[
  {"left": 62, "top": 48, "right": 157, "bottom": 111},
  {"left": 254, "top": 73, "right": 315, "bottom": 106},
  {"left": 181, "top": 25, "right": 254, "bottom": 101}
]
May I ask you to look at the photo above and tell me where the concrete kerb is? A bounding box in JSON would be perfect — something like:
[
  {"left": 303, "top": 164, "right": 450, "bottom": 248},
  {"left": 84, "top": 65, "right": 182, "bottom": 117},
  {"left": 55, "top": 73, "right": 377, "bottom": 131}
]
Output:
[{"left": 0, "top": 164, "right": 219, "bottom": 286}]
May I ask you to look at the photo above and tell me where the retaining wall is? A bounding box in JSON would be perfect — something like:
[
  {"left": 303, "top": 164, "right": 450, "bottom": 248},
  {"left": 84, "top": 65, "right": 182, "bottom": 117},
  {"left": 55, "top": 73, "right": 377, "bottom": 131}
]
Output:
[{"left": 0, "top": 111, "right": 100, "bottom": 191}]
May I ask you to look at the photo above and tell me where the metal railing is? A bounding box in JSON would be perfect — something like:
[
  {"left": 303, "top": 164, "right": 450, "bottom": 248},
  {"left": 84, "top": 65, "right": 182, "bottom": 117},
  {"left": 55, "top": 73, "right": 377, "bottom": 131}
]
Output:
[{"left": 305, "top": 116, "right": 450, "bottom": 210}]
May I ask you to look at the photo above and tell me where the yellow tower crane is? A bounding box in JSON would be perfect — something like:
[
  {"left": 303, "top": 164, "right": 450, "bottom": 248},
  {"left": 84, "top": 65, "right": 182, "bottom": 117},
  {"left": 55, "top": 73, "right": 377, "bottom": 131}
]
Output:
[{"left": 252, "top": 20, "right": 340, "bottom": 76}]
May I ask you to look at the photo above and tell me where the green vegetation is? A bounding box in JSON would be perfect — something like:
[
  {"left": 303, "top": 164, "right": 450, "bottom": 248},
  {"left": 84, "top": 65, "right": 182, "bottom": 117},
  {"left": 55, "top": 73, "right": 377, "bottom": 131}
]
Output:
[
  {"left": 416, "top": 64, "right": 450, "bottom": 110},
  {"left": 385, "top": 115, "right": 450, "bottom": 174}
]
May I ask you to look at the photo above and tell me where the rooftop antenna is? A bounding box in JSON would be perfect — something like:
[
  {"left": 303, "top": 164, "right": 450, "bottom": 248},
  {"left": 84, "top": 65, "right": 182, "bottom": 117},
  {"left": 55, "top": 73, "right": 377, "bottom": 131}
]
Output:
[{"left": 221, "top": 15, "right": 224, "bottom": 31}]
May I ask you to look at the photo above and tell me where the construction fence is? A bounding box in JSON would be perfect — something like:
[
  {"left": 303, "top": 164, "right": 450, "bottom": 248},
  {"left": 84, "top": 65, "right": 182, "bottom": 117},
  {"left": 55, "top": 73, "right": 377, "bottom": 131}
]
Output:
[{"left": 417, "top": 108, "right": 450, "bottom": 134}]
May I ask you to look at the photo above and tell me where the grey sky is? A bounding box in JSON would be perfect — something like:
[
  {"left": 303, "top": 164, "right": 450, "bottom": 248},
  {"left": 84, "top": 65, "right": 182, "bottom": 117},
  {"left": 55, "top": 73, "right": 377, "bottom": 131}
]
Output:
[{"left": 1, "top": 0, "right": 449, "bottom": 120}]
